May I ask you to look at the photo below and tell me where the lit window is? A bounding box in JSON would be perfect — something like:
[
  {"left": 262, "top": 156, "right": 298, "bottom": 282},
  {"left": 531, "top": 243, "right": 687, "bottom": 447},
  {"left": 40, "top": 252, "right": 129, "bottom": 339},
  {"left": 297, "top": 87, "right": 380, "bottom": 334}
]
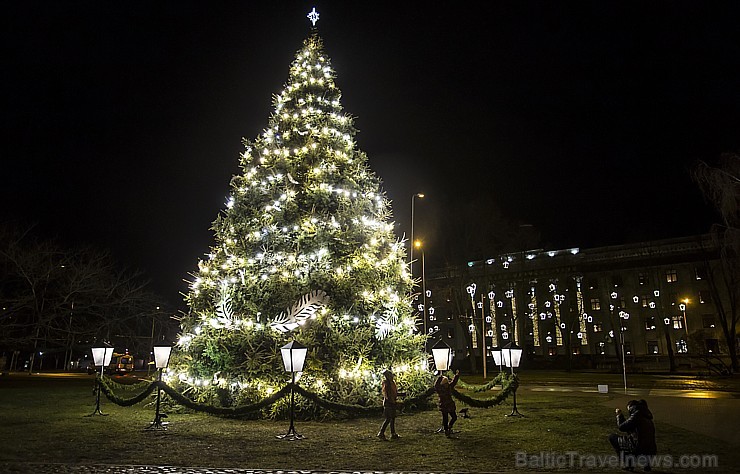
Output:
[
  {"left": 666, "top": 269, "right": 678, "bottom": 283},
  {"left": 638, "top": 272, "right": 650, "bottom": 285},
  {"left": 676, "top": 339, "right": 688, "bottom": 354},
  {"left": 672, "top": 315, "right": 683, "bottom": 330},
  {"left": 648, "top": 341, "right": 659, "bottom": 354},
  {"left": 590, "top": 298, "right": 601, "bottom": 311}
]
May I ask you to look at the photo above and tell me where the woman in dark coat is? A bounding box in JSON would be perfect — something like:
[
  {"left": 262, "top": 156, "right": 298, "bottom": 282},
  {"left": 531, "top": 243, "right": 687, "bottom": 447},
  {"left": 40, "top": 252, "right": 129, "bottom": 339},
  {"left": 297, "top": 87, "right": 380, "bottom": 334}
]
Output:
[
  {"left": 434, "top": 369, "right": 460, "bottom": 437},
  {"left": 608, "top": 399, "right": 657, "bottom": 471},
  {"left": 377, "top": 370, "right": 400, "bottom": 440}
]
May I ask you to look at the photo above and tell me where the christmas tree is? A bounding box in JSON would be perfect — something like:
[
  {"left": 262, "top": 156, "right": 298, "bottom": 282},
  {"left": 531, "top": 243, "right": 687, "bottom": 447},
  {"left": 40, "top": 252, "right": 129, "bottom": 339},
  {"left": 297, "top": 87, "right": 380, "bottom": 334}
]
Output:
[{"left": 169, "top": 25, "right": 429, "bottom": 416}]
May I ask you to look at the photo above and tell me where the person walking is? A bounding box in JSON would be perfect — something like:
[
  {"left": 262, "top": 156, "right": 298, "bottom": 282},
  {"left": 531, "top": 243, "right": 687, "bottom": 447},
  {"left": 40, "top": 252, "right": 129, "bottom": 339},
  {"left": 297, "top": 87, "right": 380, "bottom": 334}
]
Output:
[
  {"left": 434, "top": 369, "right": 460, "bottom": 437},
  {"left": 377, "top": 369, "right": 401, "bottom": 440}
]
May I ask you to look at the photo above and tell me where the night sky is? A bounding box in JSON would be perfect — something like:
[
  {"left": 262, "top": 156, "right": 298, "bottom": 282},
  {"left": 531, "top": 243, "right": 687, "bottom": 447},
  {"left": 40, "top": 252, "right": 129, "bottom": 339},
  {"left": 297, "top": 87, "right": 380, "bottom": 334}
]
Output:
[{"left": 3, "top": 1, "right": 740, "bottom": 305}]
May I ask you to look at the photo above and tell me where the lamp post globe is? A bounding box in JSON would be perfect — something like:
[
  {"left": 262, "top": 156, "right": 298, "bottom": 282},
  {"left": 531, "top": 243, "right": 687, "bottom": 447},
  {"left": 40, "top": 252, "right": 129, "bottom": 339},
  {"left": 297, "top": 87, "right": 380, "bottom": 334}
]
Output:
[
  {"left": 87, "top": 342, "right": 114, "bottom": 417},
  {"left": 431, "top": 339, "right": 452, "bottom": 373},
  {"left": 146, "top": 341, "right": 173, "bottom": 430},
  {"left": 278, "top": 340, "right": 308, "bottom": 440},
  {"left": 502, "top": 342, "right": 523, "bottom": 417}
]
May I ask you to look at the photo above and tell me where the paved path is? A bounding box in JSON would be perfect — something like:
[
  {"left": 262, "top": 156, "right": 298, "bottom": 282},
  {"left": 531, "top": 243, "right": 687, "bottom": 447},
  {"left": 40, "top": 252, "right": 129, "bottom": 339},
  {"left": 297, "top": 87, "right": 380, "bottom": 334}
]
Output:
[
  {"left": 0, "top": 467, "right": 462, "bottom": 474},
  {"left": 524, "top": 384, "right": 740, "bottom": 446}
]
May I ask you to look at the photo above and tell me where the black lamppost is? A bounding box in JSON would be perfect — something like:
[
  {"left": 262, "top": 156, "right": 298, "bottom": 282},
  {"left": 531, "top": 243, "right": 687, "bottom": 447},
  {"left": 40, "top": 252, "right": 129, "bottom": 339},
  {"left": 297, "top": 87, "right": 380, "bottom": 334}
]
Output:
[
  {"left": 409, "top": 193, "right": 425, "bottom": 277},
  {"left": 146, "top": 342, "right": 172, "bottom": 430},
  {"left": 87, "top": 342, "right": 114, "bottom": 416},
  {"left": 415, "top": 239, "right": 428, "bottom": 338},
  {"left": 277, "top": 340, "right": 308, "bottom": 440},
  {"left": 502, "top": 342, "right": 523, "bottom": 417}
]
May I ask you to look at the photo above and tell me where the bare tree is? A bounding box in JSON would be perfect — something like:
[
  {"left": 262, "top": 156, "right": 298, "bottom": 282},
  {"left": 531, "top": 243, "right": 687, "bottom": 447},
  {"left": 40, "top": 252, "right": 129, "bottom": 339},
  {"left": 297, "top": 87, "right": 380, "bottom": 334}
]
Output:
[
  {"left": 0, "top": 224, "right": 172, "bottom": 371},
  {"left": 693, "top": 153, "right": 740, "bottom": 372}
]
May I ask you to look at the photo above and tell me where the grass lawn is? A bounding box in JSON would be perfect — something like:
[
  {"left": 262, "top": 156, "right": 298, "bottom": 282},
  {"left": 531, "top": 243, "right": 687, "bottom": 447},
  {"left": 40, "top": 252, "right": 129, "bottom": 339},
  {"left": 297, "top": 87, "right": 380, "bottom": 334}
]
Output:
[{"left": 0, "top": 373, "right": 738, "bottom": 472}]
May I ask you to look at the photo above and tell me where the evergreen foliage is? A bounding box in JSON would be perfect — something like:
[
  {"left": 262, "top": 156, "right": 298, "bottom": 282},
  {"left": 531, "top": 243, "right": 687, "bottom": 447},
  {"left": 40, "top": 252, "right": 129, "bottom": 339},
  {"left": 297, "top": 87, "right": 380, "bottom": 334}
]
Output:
[{"left": 169, "top": 33, "right": 430, "bottom": 417}]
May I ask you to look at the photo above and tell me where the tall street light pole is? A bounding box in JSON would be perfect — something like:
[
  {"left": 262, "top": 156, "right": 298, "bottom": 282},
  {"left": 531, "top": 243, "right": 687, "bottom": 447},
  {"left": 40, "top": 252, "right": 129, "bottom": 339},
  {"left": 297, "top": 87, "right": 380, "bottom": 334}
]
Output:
[
  {"left": 409, "top": 193, "right": 425, "bottom": 277},
  {"left": 415, "top": 240, "right": 427, "bottom": 340}
]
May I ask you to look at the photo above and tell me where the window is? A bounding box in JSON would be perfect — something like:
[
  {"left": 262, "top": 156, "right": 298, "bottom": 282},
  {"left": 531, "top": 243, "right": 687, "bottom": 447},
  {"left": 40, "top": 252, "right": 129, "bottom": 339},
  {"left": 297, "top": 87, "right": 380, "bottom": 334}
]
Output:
[
  {"left": 548, "top": 347, "right": 557, "bottom": 356},
  {"left": 666, "top": 269, "right": 678, "bottom": 283},
  {"left": 612, "top": 275, "right": 623, "bottom": 287},
  {"left": 590, "top": 298, "right": 601, "bottom": 311},
  {"left": 672, "top": 315, "right": 684, "bottom": 330},
  {"left": 598, "top": 341, "right": 606, "bottom": 354},
  {"left": 641, "top": 295, "right": 650, "bottom": 308},
  {"left": 623, "top": 342, "right": 632, "bottom": 355},
  {"left": 645, "top": 316, "right": 656, "bottom": 330},
  {"left": 647, "top": 341, "right": 659, "bottom": 354},
  {"left": 676, "top": 339, "right": 688, "bottom": 354},
  {"left": 572, "top": 346, "right": 581, "bottom": 355},
  {"left": 446, "top": 327, "right": 455, "bottom": 339},
  {"left": 702, "top": 314, "right": 715, "bottom": 329},
  {"left": 695, "top": 267, "right": 707, "bottom": 280},
  {"left": 588, "top": 278, "right": 599, "bottom": 290},
  {"left": 706, "top": 339, "right": 720, "bottom": 354},
  {"left": 699, "top": 290, "right": 710, "bottom": 304},
  {"left": 638, "top": 272, "right": 650, "bottom": 285},
  {"left": 593, "top": 323, "right": 603, "bottom": 333}
]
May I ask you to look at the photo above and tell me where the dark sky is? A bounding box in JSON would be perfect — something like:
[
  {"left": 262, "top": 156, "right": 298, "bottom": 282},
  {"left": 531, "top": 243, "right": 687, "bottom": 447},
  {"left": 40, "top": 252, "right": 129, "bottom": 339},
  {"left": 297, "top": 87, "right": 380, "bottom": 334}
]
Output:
[{"left": 3, "top": 1, "right": 739, "bottom": 305}]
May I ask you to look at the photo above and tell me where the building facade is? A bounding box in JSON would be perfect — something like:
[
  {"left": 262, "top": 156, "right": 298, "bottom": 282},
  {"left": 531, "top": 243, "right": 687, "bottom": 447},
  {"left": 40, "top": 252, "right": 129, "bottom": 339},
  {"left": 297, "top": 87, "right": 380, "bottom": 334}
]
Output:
[{"left": 421, "top": 234, "right": 737, "bottom": 371}]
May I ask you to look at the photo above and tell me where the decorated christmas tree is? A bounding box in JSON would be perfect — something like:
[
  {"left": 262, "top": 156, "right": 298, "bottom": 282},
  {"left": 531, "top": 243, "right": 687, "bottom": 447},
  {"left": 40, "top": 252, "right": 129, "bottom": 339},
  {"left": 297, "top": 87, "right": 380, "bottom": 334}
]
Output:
[{"left": 169, "top": 21, "right": 429, "bottom": 416}]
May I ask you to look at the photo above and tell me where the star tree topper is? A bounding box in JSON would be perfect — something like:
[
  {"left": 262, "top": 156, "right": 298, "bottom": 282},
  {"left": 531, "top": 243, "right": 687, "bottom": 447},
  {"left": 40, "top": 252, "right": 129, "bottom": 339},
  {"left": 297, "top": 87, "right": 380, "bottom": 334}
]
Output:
[{"left": 307, "top": 7, "right": 320, "bottom": 27}]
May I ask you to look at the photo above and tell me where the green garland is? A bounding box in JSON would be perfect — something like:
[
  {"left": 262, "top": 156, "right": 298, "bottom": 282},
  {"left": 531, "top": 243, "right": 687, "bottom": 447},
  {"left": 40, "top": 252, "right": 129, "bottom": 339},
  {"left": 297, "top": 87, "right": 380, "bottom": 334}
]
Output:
[
  {"left": 98, "top": 376, "right": 158, "bottom": 407},
  {"left": 159, "top": 382, "right": 292, "bottom": 416},
  {"left": 98, "top": 374, "right": 517, "bottom": 416},
  {"left": 101, "top": 375, "right": 153, "bottom": 392},
  {"left": 456, "top": 372, "right": 508, "bottom": 392},
  {"left": 452, "top": 374, "right": 518, "bottom": 408}
]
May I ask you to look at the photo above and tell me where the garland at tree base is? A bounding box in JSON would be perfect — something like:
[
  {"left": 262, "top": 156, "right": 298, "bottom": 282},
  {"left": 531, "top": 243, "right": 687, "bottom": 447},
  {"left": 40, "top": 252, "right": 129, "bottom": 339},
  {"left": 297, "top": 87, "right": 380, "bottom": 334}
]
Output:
[
  {"left": 98, "top": 376, "right": 158, "bottom": 407},
  {"left": 456, "top": 372, "right": 508, "bottom": 392},
  {"left": 160, "top": 382, "right": 292, "bottom": 416},
  {"left": 451, "top": 374, "right": 519, "bottom": 408},
  {"left": 97, "top": 373, "right": 517, "bottom": 416}
]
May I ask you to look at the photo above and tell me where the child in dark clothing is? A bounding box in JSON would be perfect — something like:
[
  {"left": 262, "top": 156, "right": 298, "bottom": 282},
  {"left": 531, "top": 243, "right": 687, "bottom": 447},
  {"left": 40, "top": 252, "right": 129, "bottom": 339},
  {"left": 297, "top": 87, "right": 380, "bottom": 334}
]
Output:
[{"left": 434, "top": 369, "right": 460, "bottom": 437}]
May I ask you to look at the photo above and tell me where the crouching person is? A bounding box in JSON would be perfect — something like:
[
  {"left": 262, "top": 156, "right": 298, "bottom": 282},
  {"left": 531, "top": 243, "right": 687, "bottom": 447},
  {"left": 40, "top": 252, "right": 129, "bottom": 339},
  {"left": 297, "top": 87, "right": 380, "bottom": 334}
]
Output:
[{"left": 608, "top": 399, "right": 657, "bottom": 471}]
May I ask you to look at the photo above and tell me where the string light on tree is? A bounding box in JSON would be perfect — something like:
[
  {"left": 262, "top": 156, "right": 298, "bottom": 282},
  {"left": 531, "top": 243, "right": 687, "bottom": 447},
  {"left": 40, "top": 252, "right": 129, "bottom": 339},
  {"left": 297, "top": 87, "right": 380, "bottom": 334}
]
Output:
[{"left": 168, "top": 16, "right": 428, "bottom": 413}]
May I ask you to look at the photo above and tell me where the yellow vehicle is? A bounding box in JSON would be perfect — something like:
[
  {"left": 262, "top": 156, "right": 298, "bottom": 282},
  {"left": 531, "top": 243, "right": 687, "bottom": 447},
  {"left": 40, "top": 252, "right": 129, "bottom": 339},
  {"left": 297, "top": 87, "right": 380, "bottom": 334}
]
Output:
[
  {"left": 86, "top": 352, "right": 135, "bottom": 375},
  {"left": 108, "top": 353, "right": 134, "bottom": 374}
]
